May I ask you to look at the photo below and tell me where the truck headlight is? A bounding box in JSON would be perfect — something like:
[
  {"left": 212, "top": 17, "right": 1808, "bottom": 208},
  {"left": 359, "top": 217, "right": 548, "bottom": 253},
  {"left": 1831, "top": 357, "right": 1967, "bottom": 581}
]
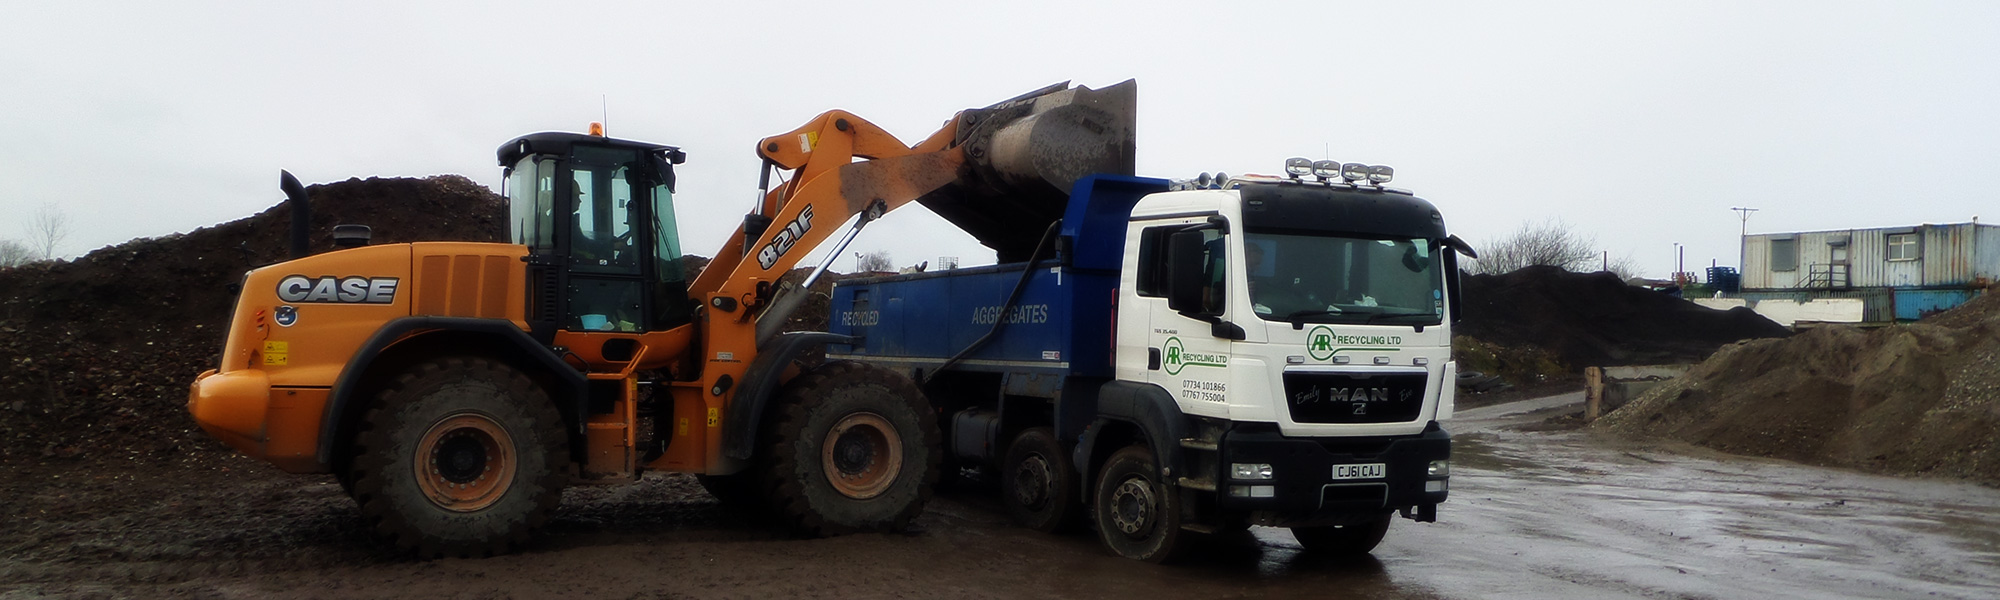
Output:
[
  {"left": 1231, "top": 463, "right": 1273, "bottom": 480},
  {"left": 1428, "top": 460, "right": 1450, "bottom": 477}
]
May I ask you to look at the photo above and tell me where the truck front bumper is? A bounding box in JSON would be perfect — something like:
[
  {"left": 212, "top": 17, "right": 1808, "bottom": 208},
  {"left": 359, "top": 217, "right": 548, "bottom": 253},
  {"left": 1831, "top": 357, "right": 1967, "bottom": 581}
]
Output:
[
  {"left": 187, "top": 368, "right": 328, "bottom": 473},
  {"left": 1215, "top": 422, "right": 1450, "bottom": 526}
]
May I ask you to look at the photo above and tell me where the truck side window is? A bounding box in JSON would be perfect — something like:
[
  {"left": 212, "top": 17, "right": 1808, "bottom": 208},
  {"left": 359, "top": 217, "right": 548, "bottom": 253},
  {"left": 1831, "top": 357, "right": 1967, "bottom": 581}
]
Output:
[{"left": 1135, "top": 226, "right": 1170, "bottom": 297}]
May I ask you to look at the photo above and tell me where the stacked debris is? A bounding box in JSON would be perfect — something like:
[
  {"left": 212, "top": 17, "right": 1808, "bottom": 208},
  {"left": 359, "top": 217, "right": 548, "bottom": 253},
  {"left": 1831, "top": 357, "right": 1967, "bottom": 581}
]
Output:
[
  {"left": 1596, "top": 287, "right": 2000, "bottom": 486},
  {"left": 0, "top": 176, "right": 507, "bottom": 463},
  {"left": 1457, "top": 266, "right": 1792, "bottom": 369}
]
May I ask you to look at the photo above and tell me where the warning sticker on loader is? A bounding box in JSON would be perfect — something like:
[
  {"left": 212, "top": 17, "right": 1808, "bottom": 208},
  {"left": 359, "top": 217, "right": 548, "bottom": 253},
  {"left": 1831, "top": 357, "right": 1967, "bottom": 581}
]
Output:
[{"left": 262, "top": 341, "right": 289, "bottom": 366}]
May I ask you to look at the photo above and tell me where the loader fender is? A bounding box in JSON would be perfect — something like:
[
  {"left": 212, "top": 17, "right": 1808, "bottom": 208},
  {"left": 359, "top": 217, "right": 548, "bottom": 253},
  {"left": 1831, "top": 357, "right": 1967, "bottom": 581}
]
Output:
[
  {"left": 722, "top": 331, "right": 858, "bottom": 462},
  {"left": 1074, "top": 380, "right": 1190, "bottom": 494},
  {"left": 318, "top": 317, "right": 587, "bottom": 468}
]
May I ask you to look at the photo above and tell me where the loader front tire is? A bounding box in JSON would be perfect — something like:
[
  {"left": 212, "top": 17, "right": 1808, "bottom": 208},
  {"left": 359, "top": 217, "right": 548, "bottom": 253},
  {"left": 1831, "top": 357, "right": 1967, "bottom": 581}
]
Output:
[
  {"left": 762, "top": 361, "right": 939, "bottom": 536},
  {"left": 346, "top": 357, "right": 568, "bottom": 558}
]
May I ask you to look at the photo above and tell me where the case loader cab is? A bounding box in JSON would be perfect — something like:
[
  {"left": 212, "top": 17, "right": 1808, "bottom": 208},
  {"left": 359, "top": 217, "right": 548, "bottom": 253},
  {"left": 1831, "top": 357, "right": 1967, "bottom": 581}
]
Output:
[{"left": 499, "top": 131, "right": 694, "bottom": 345}]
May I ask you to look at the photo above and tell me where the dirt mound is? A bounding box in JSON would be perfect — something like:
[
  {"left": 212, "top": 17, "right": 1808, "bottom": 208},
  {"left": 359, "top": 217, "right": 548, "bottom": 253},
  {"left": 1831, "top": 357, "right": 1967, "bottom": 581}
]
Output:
[
  {"left": 1457, "top": 266, "right": 1791, "bottom": 368},
  {"left": 0, "top": 176, "right": 506, "bottom": 463},
  {"left": 1595, "top": 286, "right": 2000, "bottom": 486}
]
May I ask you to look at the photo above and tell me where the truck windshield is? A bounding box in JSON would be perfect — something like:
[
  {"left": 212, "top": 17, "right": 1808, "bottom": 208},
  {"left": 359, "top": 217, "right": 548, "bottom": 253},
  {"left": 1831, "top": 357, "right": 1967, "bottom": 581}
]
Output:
[{"left": 1244, "top": 231, "right": 1444, "bottom": 326}]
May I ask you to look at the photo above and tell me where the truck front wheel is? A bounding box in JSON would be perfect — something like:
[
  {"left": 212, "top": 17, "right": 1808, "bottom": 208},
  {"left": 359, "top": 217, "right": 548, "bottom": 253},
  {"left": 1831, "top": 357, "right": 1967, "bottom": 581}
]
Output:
[
  {"left": 762, "top": 361, "right": 939, "bottom": 536},
  {"left": 1093, "top": 444, "right": 1188, "bottom": 563},
  {"left": 1291, "top": 513, "right": 1392, "bottom": 555},
  {"left": 1003, "top": 427, "right": 1079, "bottom": 533},
  {"left": 346, "top": 357, "right": 569, "bottom": 558}
]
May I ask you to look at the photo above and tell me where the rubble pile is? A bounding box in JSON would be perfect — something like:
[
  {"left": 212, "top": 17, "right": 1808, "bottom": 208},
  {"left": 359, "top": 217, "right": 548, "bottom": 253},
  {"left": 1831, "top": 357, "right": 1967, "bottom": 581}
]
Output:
[
  {"left": 0, "top": 176, "right": 506, "bottom": 463},
  {"left": 1596, "top": 287, "right": 2000, "bottom": 485},
  {"left": 1457, "top": 266, "right": 1791, "bottom": 369}
]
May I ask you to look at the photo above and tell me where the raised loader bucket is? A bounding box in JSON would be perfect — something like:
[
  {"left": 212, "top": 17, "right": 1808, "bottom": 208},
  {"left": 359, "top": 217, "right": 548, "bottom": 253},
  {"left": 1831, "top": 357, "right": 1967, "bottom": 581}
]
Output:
[{"left": 919, "top": 80, "right": 1137, "bottom": 262}]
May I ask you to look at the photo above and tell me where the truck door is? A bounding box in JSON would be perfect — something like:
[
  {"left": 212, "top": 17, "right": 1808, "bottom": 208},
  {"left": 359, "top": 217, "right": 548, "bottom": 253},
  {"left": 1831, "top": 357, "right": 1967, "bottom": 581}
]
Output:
[{"left": 1123, "top": 218, "right": 1233, "bottom": 418}]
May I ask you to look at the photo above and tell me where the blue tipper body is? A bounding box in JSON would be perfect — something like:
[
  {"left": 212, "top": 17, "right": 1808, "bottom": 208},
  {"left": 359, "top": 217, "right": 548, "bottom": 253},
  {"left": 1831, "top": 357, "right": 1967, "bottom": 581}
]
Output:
[{"left": 830, "top": 175, "right": 1169, "bottom": 378}]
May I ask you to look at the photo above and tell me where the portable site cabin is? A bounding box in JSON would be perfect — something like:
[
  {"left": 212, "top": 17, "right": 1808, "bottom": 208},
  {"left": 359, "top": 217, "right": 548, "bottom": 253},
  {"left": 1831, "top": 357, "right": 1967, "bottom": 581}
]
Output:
[{"left": 1739, "top": 221, "right": 1999, "bottom": 322}]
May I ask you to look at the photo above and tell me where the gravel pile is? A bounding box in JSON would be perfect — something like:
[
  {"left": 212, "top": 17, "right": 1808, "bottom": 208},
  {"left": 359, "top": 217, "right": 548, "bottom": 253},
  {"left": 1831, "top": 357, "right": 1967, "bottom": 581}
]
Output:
[{"left": 1596, "top": 286, "right": 2000, "bottom": 485}]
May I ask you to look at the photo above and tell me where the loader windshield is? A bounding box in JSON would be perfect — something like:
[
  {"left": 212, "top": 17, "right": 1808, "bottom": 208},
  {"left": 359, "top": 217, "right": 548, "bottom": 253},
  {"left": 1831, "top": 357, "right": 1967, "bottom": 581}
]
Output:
[{"left": 1244, "top": 232, "right": 1444, "bottom": 326}]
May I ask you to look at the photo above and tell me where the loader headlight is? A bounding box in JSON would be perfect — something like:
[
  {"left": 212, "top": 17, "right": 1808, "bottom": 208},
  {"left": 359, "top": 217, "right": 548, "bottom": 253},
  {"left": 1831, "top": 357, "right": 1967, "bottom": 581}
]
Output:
[
  {"left": 1428, "top": 460, "right": 1450, "bottom": 477},
  {"left": 1285, "top": 157, "right": 1313, "bottom": 177}
]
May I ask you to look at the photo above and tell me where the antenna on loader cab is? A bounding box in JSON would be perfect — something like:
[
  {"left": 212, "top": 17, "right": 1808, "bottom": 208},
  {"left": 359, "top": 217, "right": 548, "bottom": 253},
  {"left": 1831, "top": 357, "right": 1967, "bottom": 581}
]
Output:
[{"left": 601, "top": 95, "right": 609, "bottom": 137}]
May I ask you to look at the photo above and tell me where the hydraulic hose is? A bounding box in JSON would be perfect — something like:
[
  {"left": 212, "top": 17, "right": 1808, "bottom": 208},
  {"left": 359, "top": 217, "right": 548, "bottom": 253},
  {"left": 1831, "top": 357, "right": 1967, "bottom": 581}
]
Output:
[{"left": 923, "top": 220, "right": 1063, "bottom": 385}]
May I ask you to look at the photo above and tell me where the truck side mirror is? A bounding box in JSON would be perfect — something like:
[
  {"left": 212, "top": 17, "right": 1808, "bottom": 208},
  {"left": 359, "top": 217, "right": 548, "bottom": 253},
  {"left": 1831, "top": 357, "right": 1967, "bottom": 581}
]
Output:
[
  {"left": 1444, "top": 248, "right": 1463, "bottom": 324},
  {"left": 1166, "top": 230, "right": 1217, "bottom": 315}
]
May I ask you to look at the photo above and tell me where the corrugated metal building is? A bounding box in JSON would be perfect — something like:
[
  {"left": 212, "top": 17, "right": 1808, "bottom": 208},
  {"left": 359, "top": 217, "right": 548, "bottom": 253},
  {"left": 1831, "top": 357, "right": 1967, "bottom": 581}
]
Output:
[{"left": 1740, "top": 222, "right": 1997, "bottom": 322}]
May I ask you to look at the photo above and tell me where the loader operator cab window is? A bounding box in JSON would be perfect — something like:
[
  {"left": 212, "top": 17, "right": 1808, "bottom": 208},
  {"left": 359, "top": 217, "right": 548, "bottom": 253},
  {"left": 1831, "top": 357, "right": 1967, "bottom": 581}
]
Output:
[
  {"left": 508, "top": 157, "right": 558, "bottom": 250},
  {"left": 503, "top": 136, "right": 691, "bottom": 335}
]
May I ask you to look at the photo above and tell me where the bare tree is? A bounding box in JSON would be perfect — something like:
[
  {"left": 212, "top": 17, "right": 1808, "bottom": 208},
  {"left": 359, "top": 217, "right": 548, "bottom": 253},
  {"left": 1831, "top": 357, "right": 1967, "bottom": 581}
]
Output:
[
  {"left": 27, "top": 204, "right": 70, "bottom": 261},
  {"left": 0, "top": 239, "right": 31, "bottom": 268},
  {"left": 1469, "top": 218, "right": 1602, "bottom": 275},
  {"left": 855, "top": 250, "right": 893, "bottom": 272}
]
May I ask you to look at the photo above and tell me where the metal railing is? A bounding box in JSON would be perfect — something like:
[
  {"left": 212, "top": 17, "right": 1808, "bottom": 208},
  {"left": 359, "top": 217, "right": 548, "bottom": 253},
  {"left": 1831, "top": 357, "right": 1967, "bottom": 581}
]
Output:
[{"left": 1804, "top": 263, "right": 1850, "bottom": 290}]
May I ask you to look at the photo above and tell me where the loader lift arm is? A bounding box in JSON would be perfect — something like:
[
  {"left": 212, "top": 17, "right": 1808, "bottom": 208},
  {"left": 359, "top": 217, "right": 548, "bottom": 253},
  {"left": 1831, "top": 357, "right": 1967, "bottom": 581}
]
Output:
[{"left": 681, "top": 81, "right": 1135, "bottom": 474}]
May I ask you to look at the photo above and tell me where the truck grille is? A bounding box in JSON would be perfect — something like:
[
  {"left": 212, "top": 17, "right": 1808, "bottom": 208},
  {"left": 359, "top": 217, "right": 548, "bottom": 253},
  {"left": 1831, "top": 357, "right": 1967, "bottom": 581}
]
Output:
[{"left": 1282, "top": 371, "right": 1427, "bottom": 424}]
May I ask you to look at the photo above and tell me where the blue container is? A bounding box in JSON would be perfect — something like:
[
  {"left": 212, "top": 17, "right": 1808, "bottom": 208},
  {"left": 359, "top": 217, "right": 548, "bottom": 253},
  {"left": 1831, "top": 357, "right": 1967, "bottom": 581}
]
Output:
[
  {"left": 1707, "top": 266, "right": 1741, "bottom": 293},
  {"left": 1893, "top": 288, "right": 1979, "bottom": 321},
  {"left": 829, "top": 175, "right": 1168, "bottom": 378}
]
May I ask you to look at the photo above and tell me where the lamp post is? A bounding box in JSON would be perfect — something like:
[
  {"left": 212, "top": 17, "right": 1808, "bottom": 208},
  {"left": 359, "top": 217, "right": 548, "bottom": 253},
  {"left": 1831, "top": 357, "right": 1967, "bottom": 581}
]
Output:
[{"left": 1730, "top": 207, "right": 1758, "bottom": 271}]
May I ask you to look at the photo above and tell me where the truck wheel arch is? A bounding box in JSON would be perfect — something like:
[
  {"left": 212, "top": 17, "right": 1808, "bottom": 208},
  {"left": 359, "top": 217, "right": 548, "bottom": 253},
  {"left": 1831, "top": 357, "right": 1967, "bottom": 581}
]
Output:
[
  {"left": 320, "top": 317, "right": 589, "bottom": 471},
  {"left": 1073, "top": 381, "right": 1191, "bottom": 495}
]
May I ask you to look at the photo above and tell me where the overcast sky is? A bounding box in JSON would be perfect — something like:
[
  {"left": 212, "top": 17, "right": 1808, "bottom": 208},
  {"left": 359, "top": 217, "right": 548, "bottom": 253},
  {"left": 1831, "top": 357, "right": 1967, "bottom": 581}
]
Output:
[{"left": 4, "top": 1, "right": 1996, "bottom": 278}]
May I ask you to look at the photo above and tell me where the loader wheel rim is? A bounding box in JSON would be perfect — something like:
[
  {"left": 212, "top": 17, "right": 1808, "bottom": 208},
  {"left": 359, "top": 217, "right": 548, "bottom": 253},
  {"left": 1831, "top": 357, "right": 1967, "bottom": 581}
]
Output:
[
  {"left": 416, "top": 413, "right": 516, "bottom": 512},
  {"left": 1109, "top": 476, "right": 1155, "bottom": 538},
  {"left": 821, "top": 412, "right": 902, "bottom": 500}
]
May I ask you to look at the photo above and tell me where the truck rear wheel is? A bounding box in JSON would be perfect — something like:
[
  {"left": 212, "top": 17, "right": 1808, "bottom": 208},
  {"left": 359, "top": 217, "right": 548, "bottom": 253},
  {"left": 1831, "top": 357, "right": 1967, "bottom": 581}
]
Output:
[
  {"left": 762, "top": 361, "right": 939, "bottom": 536},
  {"left": 1003, "top": 427, "right": 1079, "bottom": 533},
  {"left": 1290, "top": 513, "right": 1392, "bottom": 555},
  {"left": 1093, "top": 444, "right": 1188, "bottom": 563},
  {"left": 346, "top": 357, "right": 568, "bottom": 558}
]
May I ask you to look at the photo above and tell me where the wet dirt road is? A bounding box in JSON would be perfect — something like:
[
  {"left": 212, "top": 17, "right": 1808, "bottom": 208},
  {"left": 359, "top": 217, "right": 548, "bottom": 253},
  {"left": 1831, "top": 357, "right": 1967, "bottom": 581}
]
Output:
[{"left": 4, "top": 393, "right": 1997, "bottom": 599}]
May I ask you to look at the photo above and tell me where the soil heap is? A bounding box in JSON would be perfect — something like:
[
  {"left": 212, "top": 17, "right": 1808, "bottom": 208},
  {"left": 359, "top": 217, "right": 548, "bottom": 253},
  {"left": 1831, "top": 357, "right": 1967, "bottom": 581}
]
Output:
[
  {"left": 1595, "top": 287, "right": 2000, "bottom": 486},
  {"left": 1457, "top": 266, "right": 1791, "bottom": 368},
  {"left": 0, "top": 176, "right": 507, "bottom": 464}
]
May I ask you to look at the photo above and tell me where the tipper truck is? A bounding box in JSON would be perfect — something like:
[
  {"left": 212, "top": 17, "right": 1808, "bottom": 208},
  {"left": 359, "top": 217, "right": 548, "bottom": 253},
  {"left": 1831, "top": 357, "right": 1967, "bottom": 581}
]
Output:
[{"left": 828, "top": 163, "right": 1474, "bottom": 562}]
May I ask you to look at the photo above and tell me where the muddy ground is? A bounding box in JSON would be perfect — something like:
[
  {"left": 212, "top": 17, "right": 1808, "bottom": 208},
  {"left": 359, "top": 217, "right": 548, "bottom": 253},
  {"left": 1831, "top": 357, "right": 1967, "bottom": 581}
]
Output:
[{"left": 5, "top": 393, "right": 1996, "bottom": 600}]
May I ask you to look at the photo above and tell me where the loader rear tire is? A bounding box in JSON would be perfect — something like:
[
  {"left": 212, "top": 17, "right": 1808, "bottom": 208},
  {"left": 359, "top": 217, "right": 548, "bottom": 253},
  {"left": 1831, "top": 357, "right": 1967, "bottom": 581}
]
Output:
[
  {"left": 762, "top": 361, "right": 939, "bottom": 536},
  {"left": 346, "top": 357, "right": 568, "bottom": 558}
]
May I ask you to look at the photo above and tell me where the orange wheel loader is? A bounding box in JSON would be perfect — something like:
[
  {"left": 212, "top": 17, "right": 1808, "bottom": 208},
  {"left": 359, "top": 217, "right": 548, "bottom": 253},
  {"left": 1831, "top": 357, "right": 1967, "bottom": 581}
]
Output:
[{"left": 185, "top": 81, "right": 1136, "bottom": 557}]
